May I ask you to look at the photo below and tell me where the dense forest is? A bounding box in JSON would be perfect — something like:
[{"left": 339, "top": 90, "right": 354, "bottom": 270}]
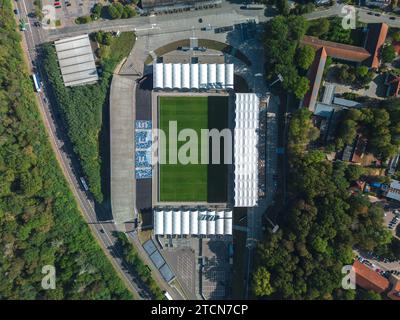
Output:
[
  {"left": 0, "top": 0, "right": 131, "bottom": 299},
  {"left": 252, "top": 109, "right": 394, "bottom": 299},
  {"left": 41, "top": 32, "right": 135, "bottom": 203}
]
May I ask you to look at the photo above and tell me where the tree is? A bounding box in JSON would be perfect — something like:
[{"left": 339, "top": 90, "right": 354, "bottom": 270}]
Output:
[
  {"left": 253, "top": 267, "right": 274, "bottom": 296},
  {"left": 338, "top": 119, "right": 357, "bottom": 145},
  {"left": 121, "top": 5, "right": 136, "bottom": 19},
  {"left": 356, "top": 66, "right": 369, "bottom": 78},
  {"left": 381, "top": 44, "right": 396, "bottom": 64},
  {"left": 286, "top": 15, "right": 308, "bottom": 41},
  {"left": 91, "top": 3, "right": 103, "bottom": 20},
  {"left": 276, "top": 0, "right": 290, "bottom": 16},
  {"left": 323, "top": 18, "right": 353, "bottom": 45},
  {"left": 107, "top": 3, "right": 124, "bottom": 19},
  {"left": 338, "top": 65, "right": 356, "bottom": 84},
  {"left": 345, "top": 164, "right": 364, "bottom": 182},
  {"left": 296, "top": 45, "right": 315, "bottom": 70},
  {"left": 307, "top": 18, "right": 330, "bottom": 37},
  {"left": 102, "top": 32, "right": 113, "bottom": 46},
  {"left": 34, "top": 7, "right": 44, "bottom": 21},
  {"left": 359, "top": 290, "right": 382, "bottom": 300},
  {"left": 75, "top": 15, "right": 91, "bottom": 24},
  {"left": 393, "top": 31, "right": 400, "bottom": 42},
  {"left": 293, "top": 76, "right": 310, "bottom": 99}
]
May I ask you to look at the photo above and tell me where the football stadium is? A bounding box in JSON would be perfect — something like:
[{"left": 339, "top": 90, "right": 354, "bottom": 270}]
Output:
[
  {"left": 148, "top": 58, "right": 261, "bottom": 239},
  {"left": 109, "top": 32, "right": 267, "bottom": 299}
]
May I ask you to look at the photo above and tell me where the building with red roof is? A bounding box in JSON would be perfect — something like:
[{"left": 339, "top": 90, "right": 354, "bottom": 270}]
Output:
[
  {"left": 353, "top": 260, "right": 390, "bottom": 293},
  {"left": 364, "top": 23, "right": 389, "bottom": 69},
  {"left": 301, "top": 23, "right": 388, "bottom": 111},
  {"left": 387, "top": 276, "right": 400, "bottom": 300},
  {"left": 302, "top": 47, "right": 327, "bottom": 112},
  {"left": 300, "top": 36, "right": 371, "bottom": 63}
]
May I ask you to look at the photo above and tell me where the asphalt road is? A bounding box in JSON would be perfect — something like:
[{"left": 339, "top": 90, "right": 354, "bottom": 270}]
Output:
[{"left": 43, "top": 2, "right": 400, "bottom": 42}]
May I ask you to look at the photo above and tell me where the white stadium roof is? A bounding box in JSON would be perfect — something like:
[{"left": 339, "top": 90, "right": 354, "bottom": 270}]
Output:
[
  {"left": 154, "top": 209, "right": 233, "bottom": 237},
  {"left": 153, "top": 63, "right": 234, "bottom": 90},
  {"left": 55, "top": 35, "right": 99, "bottom": 87},
  {"left": 234, "top": 93, "right": 259, "bottom": 207}
]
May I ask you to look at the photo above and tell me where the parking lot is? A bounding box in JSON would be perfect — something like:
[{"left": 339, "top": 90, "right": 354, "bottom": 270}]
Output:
[
  {"left": 42, "top": 0, "right": 104, "bottom": 26},
  {"left": 355, "top": 253, "right": 400, "bottom": 279},
  {"left": 384, "top": 208, "right": 400, "bottom": 234}
]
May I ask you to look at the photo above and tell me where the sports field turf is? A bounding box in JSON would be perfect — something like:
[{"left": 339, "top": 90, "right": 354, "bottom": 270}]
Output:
[{"left": 159, "top": 96, "right": 228, "bottom": 202}]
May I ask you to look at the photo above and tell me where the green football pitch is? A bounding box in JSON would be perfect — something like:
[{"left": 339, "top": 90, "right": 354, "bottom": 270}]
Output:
[{"left": 158, "top": 96, "right": 228, "bottom": 202}]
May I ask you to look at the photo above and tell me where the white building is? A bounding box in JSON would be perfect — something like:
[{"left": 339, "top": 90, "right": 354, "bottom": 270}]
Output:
[
  {"left": 234, "top": 93, "right": 259, "bottom": 207},
  {"left": 154, "top": 209, "right": 233, "bottom": 237},
  {"left": 54, "top": 34, "right": 99, "bottom": 87},
  {"left": 153, "top": 62, "right": 234, "bottom": 90}
]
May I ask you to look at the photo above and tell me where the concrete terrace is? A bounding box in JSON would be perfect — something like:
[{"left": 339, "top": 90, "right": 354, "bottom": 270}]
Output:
[{"left": 110, "top": 75, "right": 136, "bottom": 230}]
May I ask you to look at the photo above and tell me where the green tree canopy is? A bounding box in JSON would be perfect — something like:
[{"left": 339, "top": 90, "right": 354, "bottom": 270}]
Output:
[
  {"left": 296, "top": 45, "right": 315, "bottom": 70},
  {"left": 381, "top": 44, "right": 396, "bottom": 64},
  {"left": 252, "top": 267, "right": 274, "bottom": 297}
]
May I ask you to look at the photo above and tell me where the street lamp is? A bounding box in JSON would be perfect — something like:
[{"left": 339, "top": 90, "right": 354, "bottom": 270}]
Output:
[
  {"left": 266, "top": 216, "right": 279, "bottom": 233},
  {"left": 270, "top": 73, "right": 283, "bottom": 87}
]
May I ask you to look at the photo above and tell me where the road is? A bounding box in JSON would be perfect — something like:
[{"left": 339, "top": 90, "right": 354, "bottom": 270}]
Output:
[{"left": 41, "top": 2, "right": 400, "bottom": 43}]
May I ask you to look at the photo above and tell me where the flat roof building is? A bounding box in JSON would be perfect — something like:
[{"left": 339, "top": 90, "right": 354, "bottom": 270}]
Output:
[
  {"left": 154, "top": 209, "right": 233, "bottom": 237},
  {"left": 234, "top": 93, "right": 259, "bottom": 207},
  {"left": 385, "top": 179, "right": 400, "bottom": 202},
  {"left": 54, "top": 34, "right": 98, "bottom": 87}
]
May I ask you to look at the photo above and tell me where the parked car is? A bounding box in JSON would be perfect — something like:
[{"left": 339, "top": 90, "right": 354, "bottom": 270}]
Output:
[{"left": 390, "top": 17, "right": 396, "bottom": 20}]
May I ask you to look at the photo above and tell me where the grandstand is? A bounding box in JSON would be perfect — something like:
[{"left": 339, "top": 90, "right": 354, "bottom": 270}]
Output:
[
  {"left": 234, "top": 93, "right": 259, "bottom": 207},
  {"left": 153, "top": 63, "right": 234, "bottom": 90},
  {"left": 154, "top": 209, "right": 232, "bottom": 237}
]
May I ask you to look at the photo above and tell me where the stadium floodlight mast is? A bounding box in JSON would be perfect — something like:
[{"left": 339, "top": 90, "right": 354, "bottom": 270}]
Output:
[{"left": 266, "top": 217, "right": 279, "bottom": 233}]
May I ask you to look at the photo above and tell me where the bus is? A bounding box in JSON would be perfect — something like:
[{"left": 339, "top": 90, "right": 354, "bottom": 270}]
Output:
[
  {"left": 32, "top": 73, "right": 41, "bottom": 92},
  {"left": 80, "top": 177, "right": 89, "bottom": 191},
  {"left": 164, "top": 291, "right": 173, "bottom": 300}
]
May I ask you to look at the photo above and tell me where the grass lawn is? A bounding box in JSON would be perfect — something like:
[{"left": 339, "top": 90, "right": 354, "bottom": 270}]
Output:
[{"left": 159, "top": 96, "right": 228, "bottom": 202}]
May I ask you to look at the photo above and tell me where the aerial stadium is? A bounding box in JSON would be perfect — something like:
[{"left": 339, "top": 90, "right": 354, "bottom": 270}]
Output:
[
  {"left": 109, "top": 27, "right": 268, "bottom": 298},
  {"left": 145, "top": 56, "right": 261, "bottom": 238}
]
